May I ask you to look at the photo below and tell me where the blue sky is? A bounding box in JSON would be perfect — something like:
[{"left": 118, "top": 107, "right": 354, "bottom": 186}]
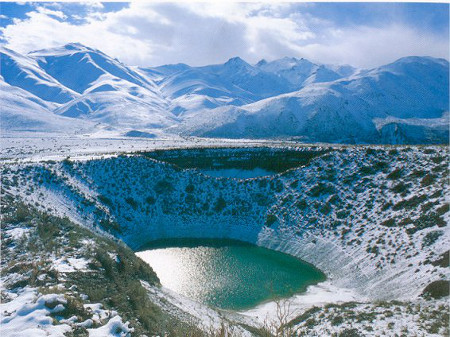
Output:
[
  {"left": 0, "top": 2, "right": 448, "bottom": 67},
  {"left": 305, "top": 3, "right": 448, "bottom": 33}
]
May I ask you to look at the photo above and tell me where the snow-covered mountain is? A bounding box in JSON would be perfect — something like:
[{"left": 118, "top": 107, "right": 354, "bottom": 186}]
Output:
[
  {"left": 1, "top": 43, "right": 176, "bottom": 131},
  {"left": 0, "top": 78, "right": 97, "bottom": 134},
  {"left": 178, "top": 56, "right": 449, "bottom": 144},
  {"left": 256, "top": 57, "right": 356, "bottom": 87},
  {"left": 28, "top": 44, "right": 176, "bottom": 128},
  {"left": 141, "top": 56, "right": 355, "bottom": 116},
  {"left": 140, "top": 56, "right": 296, "bottom": 115},
  {"left": 1, "top": 47, "right": 78, "bottom": 104},
  {"left": 1, "top": 43, "right": 448, "bottom": 144}
]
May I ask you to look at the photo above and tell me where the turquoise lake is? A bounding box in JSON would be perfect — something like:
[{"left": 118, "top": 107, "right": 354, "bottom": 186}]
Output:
[{"left": 136, "top": 239, "right": 326, "bottom": 310}]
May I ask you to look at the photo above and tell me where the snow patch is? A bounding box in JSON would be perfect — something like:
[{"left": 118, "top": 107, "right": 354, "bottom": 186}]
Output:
[
  {"left": 1, "top": 287, "right": 71, "bottom": 337},
  {"left": 87, "top": 316, "right": 133, "bottom": 337},
  {"left": 53, "top": 257, "right": 90, "bottom": 273},
  {"left": 241, "top": 281, "right": 361, "bottom": 324}
]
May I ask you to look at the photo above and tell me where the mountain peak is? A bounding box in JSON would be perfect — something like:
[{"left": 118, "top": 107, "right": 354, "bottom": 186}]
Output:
[
  {"left": 224, "top": 57, "right": 250, "bottom": 68},
  {"left": 62, "top": 42, "right": 93, "bottom": 51},
  {"left": 390, "top": 56, "right": 449, "bottom": 67},
  {"left": 376, "top": 56, "right": 449, "bottom": 75},
  {"left": 282, "top": 56, "right": 298, "bottom": 62},
  {"left": 28, "top": 43, "right": 96, "bottom": 57},
  {"left": 256, "top": 59, "right": 268, "bottom": 67},
  {"left": 393, "top": 56, "right": 437, "bottom": 63}
]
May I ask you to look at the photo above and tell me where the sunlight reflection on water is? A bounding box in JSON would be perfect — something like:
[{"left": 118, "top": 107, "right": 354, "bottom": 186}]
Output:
[{"left": 136, "top": 241, "right": 325, "bottom": 310}]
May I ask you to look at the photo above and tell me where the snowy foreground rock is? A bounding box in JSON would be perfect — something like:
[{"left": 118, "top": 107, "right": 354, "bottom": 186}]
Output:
[
  {"left": 1, "top": 43, "right": 448, "bottom": 144},
  {"left": 1, "top": 143, "right": 448, "bottom": 336}
]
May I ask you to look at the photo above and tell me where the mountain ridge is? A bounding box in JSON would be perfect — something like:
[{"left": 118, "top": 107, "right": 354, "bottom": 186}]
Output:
[{"left": 1, "top": 43, "right": 448, "bottom": 144}]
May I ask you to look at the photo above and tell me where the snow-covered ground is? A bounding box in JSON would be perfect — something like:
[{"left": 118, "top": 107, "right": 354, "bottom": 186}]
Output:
[
  {"left": 1, "top": 139, "right": 449, "bottom": 336},
  {"left": 0, "top": 133, "right": 295, "bottom": 162},
  {"left": 0, "top": 286, "right": 133, "bottom": 337},
  {"left": 0, "top": 214, "right": 140, "bottom": 337},
  {"left": 1, "top": 288, "right": 72, "bottom": 337},
  {"left": 241, "top": 281, "right": 361, "bottom": 324}
]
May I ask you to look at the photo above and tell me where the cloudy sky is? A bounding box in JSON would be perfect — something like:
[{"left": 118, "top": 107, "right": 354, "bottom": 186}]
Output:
[{"left": 0, "top": 2, "right": 448, "bottom": 68}]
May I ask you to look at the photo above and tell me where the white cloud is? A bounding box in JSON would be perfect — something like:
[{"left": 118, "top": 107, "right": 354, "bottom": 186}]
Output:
[
  {"left": 35, "top": 6, "right": 67, "bottom": 20},
  {"left": 299, "top": 24, "right": 449, "bottom": 68},
  {"left": 0, "top": 2, "right": 448, "bottom": 68},
  {"left": 81, "top": 2, "right": 104, "bottom": 10}
]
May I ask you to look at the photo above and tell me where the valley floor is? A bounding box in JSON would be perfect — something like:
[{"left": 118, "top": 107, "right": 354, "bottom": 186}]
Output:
[{"left": 0, "top": 133, "right": 298, "bottom": 162}]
